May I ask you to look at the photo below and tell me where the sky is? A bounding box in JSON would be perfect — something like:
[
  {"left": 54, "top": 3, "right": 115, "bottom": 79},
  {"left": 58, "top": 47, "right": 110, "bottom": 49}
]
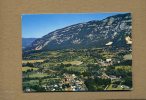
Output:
[{"left": 22, "top": 12, "right": 127, "bottom": 38}]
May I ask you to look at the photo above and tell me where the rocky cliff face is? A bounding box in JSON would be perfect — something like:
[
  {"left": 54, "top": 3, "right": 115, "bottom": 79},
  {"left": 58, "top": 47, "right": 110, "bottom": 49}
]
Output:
[{"left": 25, "top": 13, "right": 132, "bottom": 51}]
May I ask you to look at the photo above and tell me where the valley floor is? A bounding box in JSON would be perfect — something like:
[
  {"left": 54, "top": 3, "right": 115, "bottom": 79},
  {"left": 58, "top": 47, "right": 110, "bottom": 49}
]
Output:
[{"left": 22, "top": 47, "right": 132, "bottom": 92}]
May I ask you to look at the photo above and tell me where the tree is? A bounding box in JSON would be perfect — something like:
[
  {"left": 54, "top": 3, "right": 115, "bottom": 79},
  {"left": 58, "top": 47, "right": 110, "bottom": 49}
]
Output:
[
  {"left": 26, "top": 62, "right": 34, "bottom": 67},
  {"left": 123, "top": 77, "right": 132, "bottom": 87},
  {"left": 84, "top": 79, "right": 97, "bottom": 91}
]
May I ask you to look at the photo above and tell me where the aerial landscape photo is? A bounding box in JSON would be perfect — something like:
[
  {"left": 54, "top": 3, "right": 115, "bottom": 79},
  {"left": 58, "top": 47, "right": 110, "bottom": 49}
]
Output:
[{"left": 22, "top": 12, "right": 132, "bottom": 92}]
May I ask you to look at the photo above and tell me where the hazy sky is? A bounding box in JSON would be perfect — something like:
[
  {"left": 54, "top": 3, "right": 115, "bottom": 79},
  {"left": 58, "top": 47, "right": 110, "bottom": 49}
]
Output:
[{"left": 22, "top": 12, "right": 127, "bottom": 38}]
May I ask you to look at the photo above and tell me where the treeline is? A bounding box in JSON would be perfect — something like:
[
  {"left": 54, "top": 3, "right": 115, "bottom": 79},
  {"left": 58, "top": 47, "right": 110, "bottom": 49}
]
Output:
[
  {"left": 85, "top": 77, "right": 111, "bottom": 91},
  {"left": 105, "top": 65, "right": 132, "bottom": 88}
]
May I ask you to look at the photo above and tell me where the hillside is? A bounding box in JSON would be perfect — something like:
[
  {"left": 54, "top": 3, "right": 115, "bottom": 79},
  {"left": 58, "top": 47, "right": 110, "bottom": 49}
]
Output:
[{"left": 25, "top": 13, "right": 132, "bottom": 51}]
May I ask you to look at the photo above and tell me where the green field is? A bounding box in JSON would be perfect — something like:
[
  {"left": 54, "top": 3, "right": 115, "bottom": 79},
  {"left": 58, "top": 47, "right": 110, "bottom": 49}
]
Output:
[
  {"left": 107, "top": 84, "right": 131, "bottom": 90},
  {"left": 63, "top": 61, "right": 83, "bottom": 65},
  {"left": 22, "top": 67, "right": 39, "bottom": 72},
  {"left": 22, "top": 48, "right": 132, "bottom": 92},
  {"left": 28, "top": 73, "right": 49, "bottom": 78},
  {"left": 22, "top": 60, "right": 44, "bottom": 63}
]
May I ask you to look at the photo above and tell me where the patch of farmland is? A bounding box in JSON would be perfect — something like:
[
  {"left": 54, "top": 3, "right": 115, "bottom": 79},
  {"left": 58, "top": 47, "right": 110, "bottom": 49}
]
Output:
[
  {"left": 22, "top": 67, "right": 39, "bottom": 72},
  {"left": 63, "top": 61, "right": 83, "bottom": 65},
  {"left": 22, "top": 59, "right": 44, "bottom": 63},
  {"left": 28, "top": 73, "right": 48, "bottom": 78},
  {"left": 124, "top": 54, "right": 132, "bottom": 60}
]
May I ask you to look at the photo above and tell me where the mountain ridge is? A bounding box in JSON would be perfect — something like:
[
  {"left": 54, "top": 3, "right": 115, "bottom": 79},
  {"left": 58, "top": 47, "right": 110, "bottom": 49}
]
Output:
[{"left": 24, "top": 13, "right": 132, "bottom": 51}]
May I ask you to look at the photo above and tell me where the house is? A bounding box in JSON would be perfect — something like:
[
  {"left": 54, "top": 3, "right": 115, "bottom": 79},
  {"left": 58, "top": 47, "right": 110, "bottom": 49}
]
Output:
[
  {"left": 25, "top": 88, "right": 31, "bottom": 92},
  {"left": 97, "top": 58, "right": 113, "bottom": 67},
  {"left": 99, "top": 73, "right": 110, "bottom": 79},
  {"left": 106, "top": 58, "right": 112, "bottom": 62},
  {"left": 109, "top": 75, "right": 119, "bottom": 80}
]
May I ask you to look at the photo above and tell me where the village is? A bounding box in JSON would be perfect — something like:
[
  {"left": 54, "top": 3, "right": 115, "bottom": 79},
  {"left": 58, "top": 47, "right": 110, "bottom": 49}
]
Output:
[
  {"left": 22, "top": 47, "right": 132, "bottom": 92},
  {"left": 25, "top": 73, "right": 88, "bottom": 92},
  {"left": 23, "top": 56, "right": 131, "bottom": 92}
]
